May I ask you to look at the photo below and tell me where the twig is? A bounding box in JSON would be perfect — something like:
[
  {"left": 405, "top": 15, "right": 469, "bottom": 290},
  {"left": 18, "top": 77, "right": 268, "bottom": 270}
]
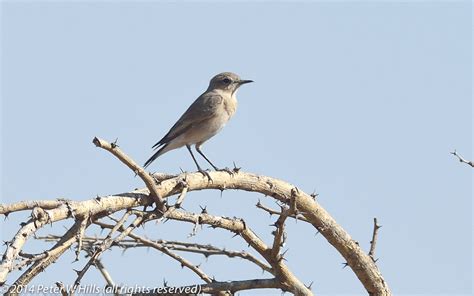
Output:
[
  {"left": 175, "top": 185, "right": 188, "bottom": 209},
  {"left": 93, "top": 220, "right": 212, "bottom": 283},
  {"left": 256, "top": 200, "right": 309, "bottom": 222},
  {"left": 71, "top": 212, "right": 142, "bottom": 294},
  {"left": 368, "top": 218, "right": 381, "bottom": 262},
  {"left": 6, "top": 220, "right": 87, "bottom": 295},
  {"left": 163, "top": 245, "right": 272, "bottom": 274},
  {"left": 75, "top": 217, "right": 89, "bottom": 261},
  {"left": 132, "top": 278, "right": 283, "bottom": 295},
  {"left": 451, "top": 150, "right": 474, "bottom": 168},
  {"left": 37, "top": 234, "right": 273, "bottom": 274},
  {"left": 128, "top": 233, "right": 212, "bottom": 283},
  {"left": 271, "top": 191, "right": 298, "bottom": 260},
  {"left": 55, "top": 281, "right": 69, "bottom": 296},
  {"left": 92, "top": 137, "right": 166, "bottom": 212},
  {"left": 12, "top": 252, "right": 48, "bottom": 271}
]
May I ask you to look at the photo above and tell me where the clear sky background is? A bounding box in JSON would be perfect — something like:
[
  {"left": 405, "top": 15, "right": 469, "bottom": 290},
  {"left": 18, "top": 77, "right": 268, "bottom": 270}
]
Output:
[{"left": 1, "top": 1, "right": 472, "bottom": 295}]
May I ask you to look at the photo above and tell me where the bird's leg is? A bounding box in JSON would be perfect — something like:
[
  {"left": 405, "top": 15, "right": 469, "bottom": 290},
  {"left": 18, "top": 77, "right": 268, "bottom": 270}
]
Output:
[
  {"left": 195, "top": 146, "right": 234, "bottom": 175},
  {"left": 195, "top": 146, "right": 219, "bottom": 171},
  {"left": 187, "top": 145, "right": 212, "bottom": 181}
]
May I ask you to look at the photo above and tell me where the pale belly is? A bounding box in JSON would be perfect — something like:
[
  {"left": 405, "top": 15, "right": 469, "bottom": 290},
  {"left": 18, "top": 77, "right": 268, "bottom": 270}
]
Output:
[{"left": 167, "top": 113, "right": 230, "bottom": 149}]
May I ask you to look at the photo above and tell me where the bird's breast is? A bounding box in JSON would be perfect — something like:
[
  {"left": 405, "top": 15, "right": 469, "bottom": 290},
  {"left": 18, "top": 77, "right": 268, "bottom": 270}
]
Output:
[{"left": 223, "top": 96, "right": 238, "bottom": 118}]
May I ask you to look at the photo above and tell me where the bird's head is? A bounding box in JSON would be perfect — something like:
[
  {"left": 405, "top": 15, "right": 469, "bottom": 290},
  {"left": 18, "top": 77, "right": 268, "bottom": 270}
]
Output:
[{"left": 208, "top": 72, "right": 253, "bottom": 95}]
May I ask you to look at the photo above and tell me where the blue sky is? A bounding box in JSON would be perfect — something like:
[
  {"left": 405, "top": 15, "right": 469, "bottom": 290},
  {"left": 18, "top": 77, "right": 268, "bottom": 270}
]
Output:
[{"left": 1, "top": 1, "right": 472, "bottom": 295}]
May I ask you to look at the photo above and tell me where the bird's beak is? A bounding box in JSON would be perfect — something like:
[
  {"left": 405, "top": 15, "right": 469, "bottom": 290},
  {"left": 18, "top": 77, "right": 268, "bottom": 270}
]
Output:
[{"left": 238, "top": 79, "right": 254, "bottom": 85}]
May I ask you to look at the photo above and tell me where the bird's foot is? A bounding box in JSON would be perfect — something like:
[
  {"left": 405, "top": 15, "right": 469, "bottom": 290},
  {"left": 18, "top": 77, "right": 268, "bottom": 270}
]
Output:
[
  {"left": 198, "top": 169, "right": 213, "bottom": 182},
  {"left": 217, "top": 167, "right": 235, "bottom": 175}
]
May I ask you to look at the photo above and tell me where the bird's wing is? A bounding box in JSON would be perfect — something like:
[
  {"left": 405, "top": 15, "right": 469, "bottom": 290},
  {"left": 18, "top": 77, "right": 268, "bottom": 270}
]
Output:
[{"left": 152, "top": 92, "right": 223, "bottom": 149}]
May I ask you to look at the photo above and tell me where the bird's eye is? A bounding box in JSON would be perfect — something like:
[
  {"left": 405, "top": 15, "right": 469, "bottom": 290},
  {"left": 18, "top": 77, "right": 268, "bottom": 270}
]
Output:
[{"left": 222, "top": 78, "right": 232, "bottom": 84}]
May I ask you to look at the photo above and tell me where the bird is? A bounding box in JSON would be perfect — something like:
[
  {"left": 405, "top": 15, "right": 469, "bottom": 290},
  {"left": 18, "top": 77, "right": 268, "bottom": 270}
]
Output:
[{"left": 144, "top": 72, "right": 253, "bottom": 177}]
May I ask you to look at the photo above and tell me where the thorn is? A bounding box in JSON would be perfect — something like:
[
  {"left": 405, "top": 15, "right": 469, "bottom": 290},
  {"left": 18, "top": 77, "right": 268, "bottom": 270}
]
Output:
[
  {"left": 200, "top": 205, "right": 208, "bottom": 214},
  {"left": 306, "top": 281, "right": 314, "bottom": 290},
  {"left": 232, "top": 161, "right": 241, "bottom": 173},
  {"left": 342, "top": 262, "right": 349, "bottom": 269},
  {"left": 73, "top": 269, "right": 81, "bottom": 276},
  {"left": 240, "top": 218, "right": 247, "bottom": 229},
  {"left": 110, "top": 138, "right": 119, "bottom": 148}
]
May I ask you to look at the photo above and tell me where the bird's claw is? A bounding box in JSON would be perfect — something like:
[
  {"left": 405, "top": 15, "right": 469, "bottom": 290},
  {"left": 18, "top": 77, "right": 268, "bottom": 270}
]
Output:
[
  {"left": 199, "top": 169, "right": 213, "bottom": 182},
  {"left": 218, "top": 167, "right": 235, "bottom": 175}
]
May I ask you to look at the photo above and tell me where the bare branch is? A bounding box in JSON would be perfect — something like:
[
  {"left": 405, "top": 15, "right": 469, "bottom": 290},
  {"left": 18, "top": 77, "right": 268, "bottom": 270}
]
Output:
[
  {"left": 162, "top": 244, "right": 273, "bottom": 274},
  {"left": 161, "top": 210, "right": 311, "bottom": 295},
  {"left": 368, "top": 218, "right": 381, "bottom": 262},
  {"left": 271, "top": 190, "right": 298, "bottom": 260},
  {"left": 256, "top": 200, "right": 309, "bottom": 223},
  {"left": 133, "top": 278, "right": 283, "bottom": 295},
  {"left": 451, "top": 150, "right": 474, "bottom": 168},
  {"left": 37, "top": 235, "right": 273, "bottom": 275},
  {"left": 92, "top": 137, "right": 166, "bottom": 211},
  {"left": 124, "top": 230, "right": 212, "bottom": 284},
  {"left": 71, "top": 212, "right": 143, "bottom": 294},
  {"left": 0, "top": 207, "right": 51, "bottom": 284},
  {"left": 175, "top": 185, "right": 188, "bottom": 209},
  {"left": 55, "top": 282, "right": 69, "bottom": 296},
  {"left": 74, "top": 217, "right": 89, "bottom": 262},
  {"left": 0, "top": 200, "right": 64, "bottom": 216},
  {"left": 93, "top": 258, "right": 116, "bottom": 288},
  {"left": 6, "top": 219, "right": 87, "bottom": 295},
  {"left": 0, "top": 138, "right": 392, "bottom": 295}
]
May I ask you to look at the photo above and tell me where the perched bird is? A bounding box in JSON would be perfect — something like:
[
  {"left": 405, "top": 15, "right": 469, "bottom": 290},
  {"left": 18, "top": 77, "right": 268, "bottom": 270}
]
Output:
[{"left": 144, "top": 72, "right": 253, "bottom": 175}]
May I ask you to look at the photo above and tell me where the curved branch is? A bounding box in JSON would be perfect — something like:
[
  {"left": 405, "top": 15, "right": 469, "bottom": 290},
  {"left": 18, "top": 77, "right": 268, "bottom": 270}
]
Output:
[{"left": 0, "top": 138, "right": 391, "bottom": 295}]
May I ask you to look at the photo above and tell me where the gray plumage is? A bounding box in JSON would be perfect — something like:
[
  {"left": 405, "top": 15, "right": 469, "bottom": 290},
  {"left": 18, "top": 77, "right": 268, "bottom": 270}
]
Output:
[{"left": 144, "top": 72, "right": 253, "bottom": 171}]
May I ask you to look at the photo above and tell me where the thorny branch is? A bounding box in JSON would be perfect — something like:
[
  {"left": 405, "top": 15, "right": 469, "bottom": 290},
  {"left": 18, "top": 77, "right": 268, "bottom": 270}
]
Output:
[
  {"left": 0, "top": 137, "right": 391, "bottom": 296},
  {"left": 37, "top": 235, "right": 273, "bottom": 274},
  {"left": 450, "top": 150, "right": 474, "bottom": 168},
  {"left": 71, "top": 213, "right": 143, "bottom": 294},
  {"left": 368, "top": 218, "right": 381, "bottom": 262},
  {"left": 92, "top": 137, "right": 167, "bottom": 212},
  {"left": 256, "top": 200, "right": 309, "bottom": 223}
]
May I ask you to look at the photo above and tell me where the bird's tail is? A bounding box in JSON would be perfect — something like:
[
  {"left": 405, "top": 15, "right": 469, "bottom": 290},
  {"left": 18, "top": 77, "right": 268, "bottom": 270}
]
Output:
[{"left": 143, "top": 144, "right": 169, "bottom": 169}]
